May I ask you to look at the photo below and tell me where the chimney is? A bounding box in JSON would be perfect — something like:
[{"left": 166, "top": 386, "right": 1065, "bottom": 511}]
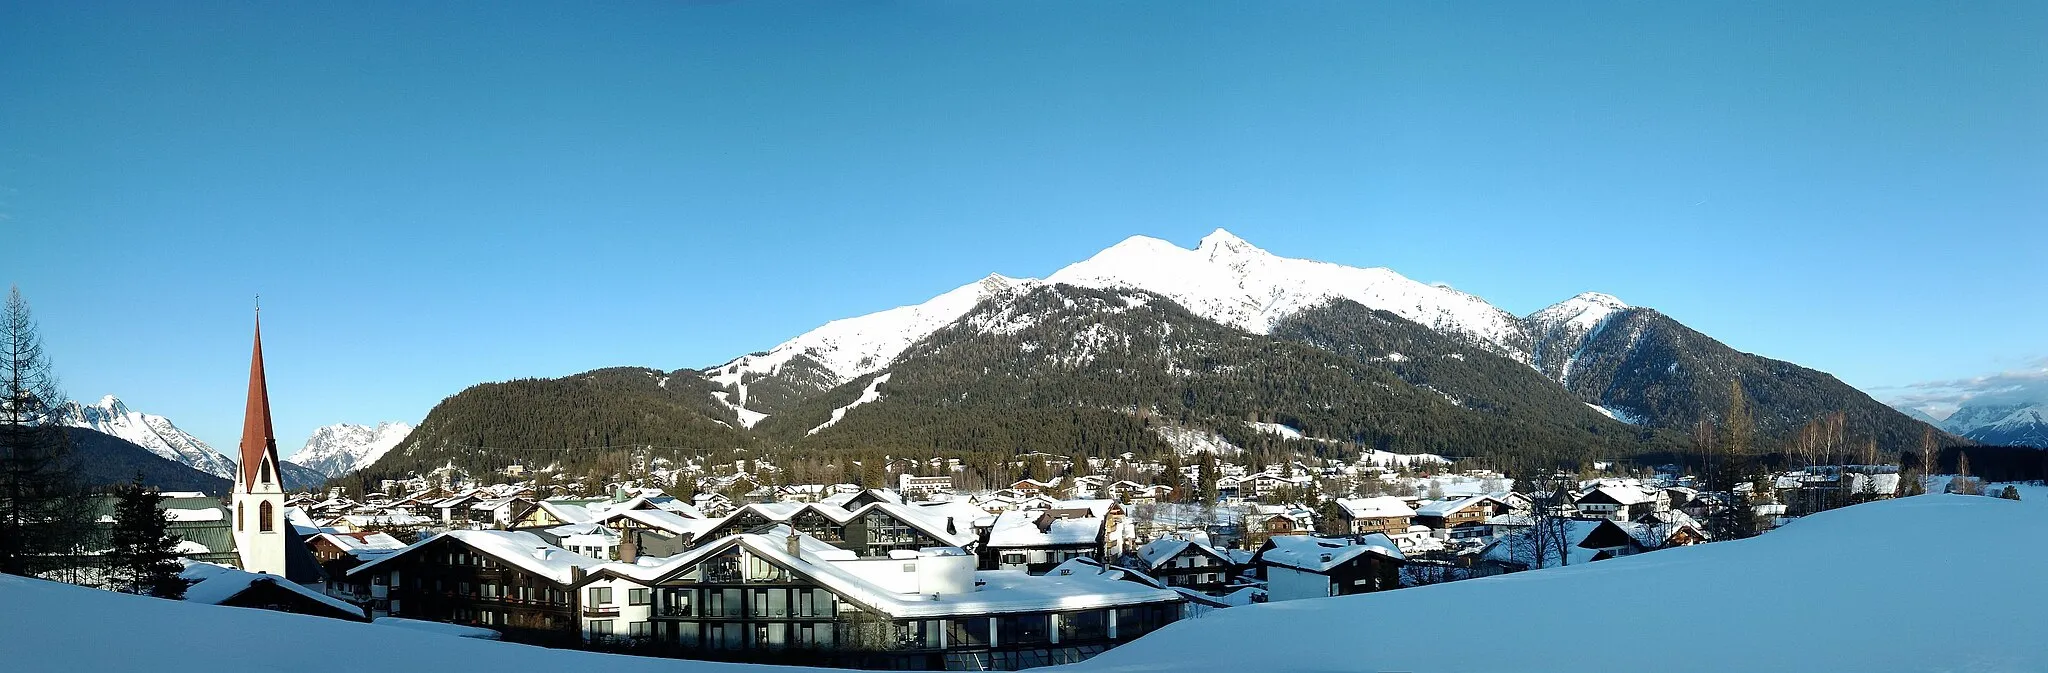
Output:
[
  {"left": 786, "top": 530, "right": 801, "bottom": 558},
  {"left": 535, "top": 546, "right": 551, "bottom": 561},
  {"left": 618, "top": 534, "right": 638, "bottom": 562}
]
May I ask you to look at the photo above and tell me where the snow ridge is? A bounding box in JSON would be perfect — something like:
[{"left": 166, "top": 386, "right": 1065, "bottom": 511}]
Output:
[
  {"left": 1046, "top": 230, "right": 1534, "bottom": 362},
  {"left": 55, "top": 395, "right": 237, "bottom": 479},
  {"left": 289, "top": 421, "right": 416, "bottom": 478},
  {"left": 704, "top": 274, "right": 1032, "bottom": 422}
]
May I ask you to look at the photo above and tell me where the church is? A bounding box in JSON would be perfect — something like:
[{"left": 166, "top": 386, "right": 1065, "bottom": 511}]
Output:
[{"left": 226, "top": 312, "right": 323, "bottom": 582}]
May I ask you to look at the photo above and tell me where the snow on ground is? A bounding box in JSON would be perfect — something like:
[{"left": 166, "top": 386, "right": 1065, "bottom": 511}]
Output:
[
  {"left": 2, "top": 495, "right": 2040, "bottom": 673},
  {"left": 708, "top": 390, "right": 768, "bottom": 429},
  {"left": 1081, "top": 495, "right": 2045, "bottom": 673},
  {"left": 1246, "top": 421, "right": 1447, "bottom": 466},
  {"left": 1152, "top": 425, "right": 1244, "bottom": 456},
  {"left": 807, "top": 373, "right": 891, "bottom": 436},
  {"left": 0, "top": 574, "right": 796, "bottom": 673},
  {"left": 1583, "top": 402, "right": 1642, "bottom": 425}
]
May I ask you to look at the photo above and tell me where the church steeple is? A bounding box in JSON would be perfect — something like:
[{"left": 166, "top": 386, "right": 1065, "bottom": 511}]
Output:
[
  {"left": 231, "top": 304, "right": 289, "bottom": 577},
  {"left": 238, "top": 311, "right": 279, "bottom": 487}
]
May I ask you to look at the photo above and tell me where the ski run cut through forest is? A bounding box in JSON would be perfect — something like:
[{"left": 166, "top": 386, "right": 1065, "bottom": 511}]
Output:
[{"left": 2, "top": 492, "right": 2042, "bottom": 673}]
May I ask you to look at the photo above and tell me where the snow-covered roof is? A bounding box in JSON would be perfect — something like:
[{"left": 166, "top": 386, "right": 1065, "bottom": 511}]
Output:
[
  {"left": 985, "top": 509, "right": 1104, "bottom": 548},
  {"left": 1415, "top": 494, "right": 1498, "bottom": 517},
  {"left": 348, "top": 530, "right": 605, "bottom": 585},
  {"left": 164, "top": 507, "right": 224, "bottom": 522},
  {"left": 1578, "top": 485, "right": 1654, "bottom": 506},
  {"left": 1336, "top": 496, "right": 1414, "bottom": 519},
  {"left": 179, "top": 562, "right": 363, "bottom": 617},
  {"left": 601, "top": 508, "right": 718, "bottom": 538},
  {"left": 1258, "top": 534, "right": 1404, "bottom": 573},
  {"left": 594, "top": 526, "right": 1178, "bottom": 619}
]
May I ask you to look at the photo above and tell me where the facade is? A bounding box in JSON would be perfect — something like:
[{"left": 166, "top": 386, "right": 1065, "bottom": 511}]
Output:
[
  {"left": 581, "top": 526, "right": 1184, "bottom": 670},
  {"left": 229, "top": 316, "right": 289, "bottom": 577},
  {"left": 899, "top": 474, "right": 955, "bottom": 497},
  {"left": 1130, "top": 538, "right": 1235, "bottom": 593},
  {"left": 1240, "top": 504, "right": 1314, "bottom": 549},
  {"left": 694, "top": 501, "right": 977, "bottom": 560},
  {"left": 982, "top": 507, "right": 1114, "bottom": 574},
  {"left": 349, "top": 530, "right": 605, "bottom": 646},
  {"left": 1334, "top": 496, "right": 1415, "bottom": 536},
  {"left": 1252, "top": 534, "right": 1405, "bottom": 602},
  {"left": 1413, "top": 495, "right": 1509, "bottom": 540}
]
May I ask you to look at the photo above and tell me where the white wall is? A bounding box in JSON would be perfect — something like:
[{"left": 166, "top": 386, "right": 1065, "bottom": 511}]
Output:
[{"left": 1265, "top": 566, "right": 1333, "bottom": 602}]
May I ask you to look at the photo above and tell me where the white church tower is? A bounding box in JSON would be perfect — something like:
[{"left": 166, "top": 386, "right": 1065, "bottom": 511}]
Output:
[{"left": 230, "top": 312, "right": 289, "bottom": 576}]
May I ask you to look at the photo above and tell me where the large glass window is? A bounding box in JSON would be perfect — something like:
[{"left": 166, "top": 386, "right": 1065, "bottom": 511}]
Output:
[
  {"left": 998, "top": 614, "right": 1050, "bottom": 645},
  {"left": 1060, "top": 610, "right": 1107, "bottom": 642},
  {"left": 589, "top": 586, "right": 612, "bottom": 605},
  {"left": 948, "top": 618, "right": 990, "bottom": 648},
  {"left": 628, "top": 588, "right": 649, "bottom": 606}
]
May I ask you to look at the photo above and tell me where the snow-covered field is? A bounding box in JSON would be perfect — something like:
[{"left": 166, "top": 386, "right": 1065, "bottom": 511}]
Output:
[
  {"left": 1083, "top": 494, "right": 2046, "bottom": 673},
  {"left": 1, "top": 494, "right": 2039, "bottom": 673}
]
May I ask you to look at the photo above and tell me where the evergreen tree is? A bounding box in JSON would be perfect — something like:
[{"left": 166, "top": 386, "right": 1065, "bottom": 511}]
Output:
[
  {"left": 1996, "top": 485, "right": 2020, "bottom": 501},
  {"left": 0, "top": 287, "right": 94, "bottom": 578},
  {"left": 107, "top": 475, "right": 185, "bottom": 598}
]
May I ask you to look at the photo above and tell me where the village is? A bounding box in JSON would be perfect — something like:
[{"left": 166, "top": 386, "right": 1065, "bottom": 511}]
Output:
[{"left": 124, "top": 433, "right": 1949, "bottom": 671}]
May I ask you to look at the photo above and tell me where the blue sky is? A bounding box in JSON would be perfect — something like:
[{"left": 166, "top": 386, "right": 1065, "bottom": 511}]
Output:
[{"left": 4, "top": 1, "right": 2043, "bottom": 456}]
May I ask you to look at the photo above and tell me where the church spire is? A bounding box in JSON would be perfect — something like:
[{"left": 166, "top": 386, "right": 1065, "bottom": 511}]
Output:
[{"left": 238, "top": 309, "right": 278, "bottom": 486}]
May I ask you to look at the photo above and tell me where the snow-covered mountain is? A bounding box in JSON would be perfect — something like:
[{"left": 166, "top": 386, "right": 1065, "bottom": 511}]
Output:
[
  {"left": 704, "top": 229, "right": 1552, "bottom": 426},
  {"left": 54, "top": 395, "right": 238, "bottom": 479},
  {"left": 1940, "top": 402, "right": 2048, "bottom": 447},
  {"left": 1046, "top": 230, "right": 1534, "bottom": 360},
  {"left": 1524, "top": 291, "right": 1631, "bottom": 386},
  {"left": 289, "top": 422, "right": 415, "bottom": 478}
]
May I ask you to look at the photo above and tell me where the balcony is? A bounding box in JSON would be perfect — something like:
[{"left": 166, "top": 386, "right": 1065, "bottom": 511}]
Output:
[{"left": 581, "top": 606, "right": 620, "bottom": 618}]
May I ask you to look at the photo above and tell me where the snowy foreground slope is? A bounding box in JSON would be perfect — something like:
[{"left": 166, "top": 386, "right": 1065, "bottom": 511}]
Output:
[
  {"left": 1, "top": 496, "right": 2040, "bottom": 673},
  {"left": 1082, "top": 495, "right": 2046, "bottom": 673}
]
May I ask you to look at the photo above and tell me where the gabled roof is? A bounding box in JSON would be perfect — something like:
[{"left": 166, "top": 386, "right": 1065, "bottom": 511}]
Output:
[
  {"left": 985, "top": 508, "right": 1104, "bottom": 548},
  {"left": 1134, "top": 537, "right": 1231, "bottom": 568},
  {"left": 1256, "top": 534, "right": 1405, "bottom": 573},
  {"left": 181, "top": 562, "right": 363, "bottom": 619},
  {"left": 1576, "top": 486, "right": 1654, "bottom": 507},
  {"left": 348, "top": 530, "right": 605, "bottom": 585},
  {"left": 589, "top": 526, "right": 1178, "bottom": 619},
  {"left": 700, "top": 500, "right": 975, "bottom": 548},
  {"left": 1336, "top": 496, "right": 1415, "bottom": 519},
  {"left": 1415, "top": 494, "right": 1501, "bottom": 517}
]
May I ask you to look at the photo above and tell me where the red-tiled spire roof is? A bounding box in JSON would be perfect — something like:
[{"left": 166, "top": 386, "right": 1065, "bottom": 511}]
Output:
[{"left": 239, "top": 314, "right": 278, "bottom": 486}]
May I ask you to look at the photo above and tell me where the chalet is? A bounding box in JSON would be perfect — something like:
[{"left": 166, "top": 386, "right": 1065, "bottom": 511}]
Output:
[
  {"left": 594, "top": 508, "right": 718, "bottom": 559},
  {"left": 982, "top": 505, "right": 1121, "bottom": 574},
  {"left": 1626, "top": 510, "right": 1710, "bottom": 548},
  {"left": 1010, "top": 478, "right": 1063, "bottom": 496},
  {"left": 1477, "top": 518, "right": 1648, "bottom": 573},
  {"left": 431, "top": 490, "right": 490, "bottom": 525},
  {"left": 575, "top": 525, "right": 1184, "bottom": 670},
  {"left": 182, "top": 562, "right": 369, "bottom": 622},
  {"left": 1239, "top": 504, "right": 1314, "bottom": 549},
  {"left": 1334, "top": 496, "right": 1415, "bottom": 535},
  {"left": 348, "top": 529, "right": 607, "bottom": 646},
  {"left": 1572, "top": 486, "right": 1665, "bottom": 522},
  {"left": 1243, "top": 473, "right": 1313, "bottom": 499},
  {"left": 819, "top": 488, "right": 905, "bottom": 510},
  {"left": 1130, "top": 538, "right": 1235, "bottom": 593},
  {"left": 1252, "top": 534, "right": 1405, "bottom": 602},
  {"left": 468, "top": 495, "right": 536, "bottom": 529},
  {"left": 1413, "top": 495, "right": 1510, "bottom": 540}
]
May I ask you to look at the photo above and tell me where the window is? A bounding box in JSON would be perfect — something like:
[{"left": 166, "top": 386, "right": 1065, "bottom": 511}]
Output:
[
  {"left": 629, "top": 621, "right": 651, "bottom": 637},
  {"left": 948, "top": 618, "right": 990, "bottom": 647},
  {"left": 628, "top": 588, "right": 649, "bottom": 606},
  {"left": 998, "top": 614, "right": 1050, "bottom": 645},
  {"left": 259, "top": 501, "right": 274, "bottom": 532},
  {"left": 590, "top": 620, "right": 614, "bottom": 636},
  {"left": 236, "top": 503, "right": 244, "bottom": 531},
  {"left": 260, "top": 458, "right": 273, "bottom": 485},
  {"left": 1059, "top": 610, "right": 1107, "bottom": 642},
  {"left": 1001, "top": 553, "right": 1026, "bottom": 566},
  {"left": 589, "top": 586, "right": 613, "bottom": 605}
]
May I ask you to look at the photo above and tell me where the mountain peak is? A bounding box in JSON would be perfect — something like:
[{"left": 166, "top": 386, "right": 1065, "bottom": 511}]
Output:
[
  {"left": 1569, "top": 291, "right": 1629, "bottom": 309},
  {"left": 1196, "top": 228, "right": 1257, "bottom": 252},
  {"left": 92, "top": 394, "right": 129, "bottom": 414}
]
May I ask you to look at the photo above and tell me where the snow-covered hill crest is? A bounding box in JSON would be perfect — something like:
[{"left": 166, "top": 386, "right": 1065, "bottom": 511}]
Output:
[
  {"left": 290, "top": 422, "right": 416, "bottom": 478},
  {"left": 55, "top": 395, "right": 237, "bottom": 479},
  {"left": 1046, "top": 230, "right": 1534, "bottom": 362},
  {"left": 1525, "top": 292, "right": 1631, "bottom": 385}
]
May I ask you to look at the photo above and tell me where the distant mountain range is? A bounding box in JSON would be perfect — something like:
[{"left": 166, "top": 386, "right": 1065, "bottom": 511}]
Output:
[
  {"left": 371, "top": 229, "right": 1950, "bottom": 478},
  {"left": 1905, "top": 401, "right": 2048, "bottom": 448},
  {"left": 54, "top": 395, "right": 351, "bottom": 490},
  {"left": 62, "top": 427, "right": 232, "bottom": 494},
  {"left": 288, "top": 422, "right": 415, "bottom": 479}
]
